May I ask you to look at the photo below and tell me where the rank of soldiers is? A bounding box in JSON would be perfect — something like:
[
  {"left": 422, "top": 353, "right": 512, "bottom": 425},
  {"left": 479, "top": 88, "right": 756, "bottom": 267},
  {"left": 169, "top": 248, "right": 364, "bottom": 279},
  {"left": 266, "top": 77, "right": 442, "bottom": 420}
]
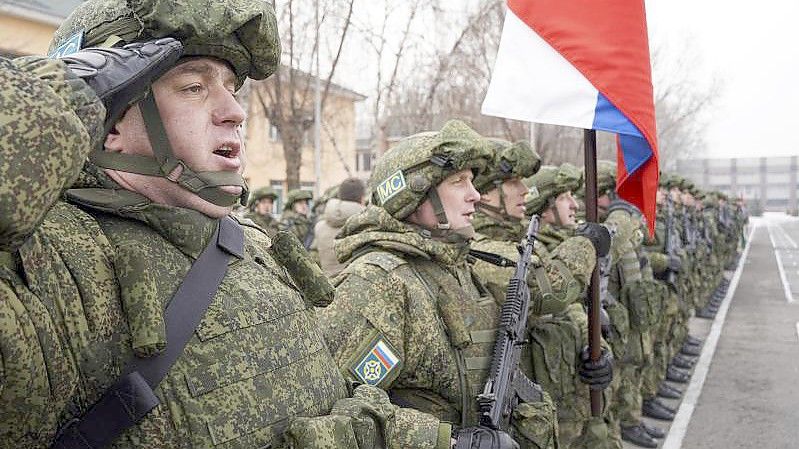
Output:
[{"left": 0, "top": 0, "right": 748, "bottom": 447}]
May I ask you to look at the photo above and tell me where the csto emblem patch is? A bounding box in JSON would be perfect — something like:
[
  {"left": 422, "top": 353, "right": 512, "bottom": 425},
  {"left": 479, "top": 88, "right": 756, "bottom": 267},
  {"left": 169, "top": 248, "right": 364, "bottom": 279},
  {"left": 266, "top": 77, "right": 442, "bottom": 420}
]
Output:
[
  {"left": 352, "top": 336, "right": 400, "bottom": 386},
  {"left": 49, "top": 30, "right": 84, "bottom": 58},
  {"left": 376, "top": 170, "right": 407, "bottom": 205}
]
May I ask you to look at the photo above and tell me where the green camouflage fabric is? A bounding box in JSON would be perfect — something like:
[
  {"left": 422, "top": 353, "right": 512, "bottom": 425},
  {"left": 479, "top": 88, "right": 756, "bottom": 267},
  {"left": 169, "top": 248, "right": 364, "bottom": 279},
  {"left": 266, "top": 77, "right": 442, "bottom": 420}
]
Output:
[
  {"left": 284, "top": 189, "right": 314, "bottom": 210},
  {"left": 524, "top": 164, "right": 583, "bottom": 216},
  {"left": 472, "top": 139, "right": 541, "bottom": 194},
  {"left": 596, "top": 161, "right": 616, "bottom": 197},
  {"left": 248, "top": 186, "right": 279, "bottom": 206},
  {"left": 0, "top": 46, "right": 443, "bottom": 449},
  {"left": 472, "top": 211, "right": 526, "bottom": 242},
  {"left": 0, "top": 56, "right": 105, "bottom": 252},
  {"left": 50, "top": 0, "right": 280, "bottom": 88},
  {"left": 320, "top": 205, "right": 559, "bottom": 449},
  {"left": 243, "top": 210, "right": 279, "bottom": 235},
  {"left": 368, "top": 120, "right": 492, "bottom": 220},
  {"left": 279, "top": 210, "right": 313, "bottom": 243}
]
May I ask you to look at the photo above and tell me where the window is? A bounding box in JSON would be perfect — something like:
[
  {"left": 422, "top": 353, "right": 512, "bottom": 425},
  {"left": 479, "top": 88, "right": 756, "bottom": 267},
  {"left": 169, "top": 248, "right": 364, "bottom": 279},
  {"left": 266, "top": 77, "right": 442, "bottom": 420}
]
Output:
[
  {"left": 270, "top": 180, "right": 284, "bottom": 214},
  {"left": 269, "top": 124, "right": 281, "bottom": 142},
  {"left": 356, "top": 151, "right": 374, "bottom": 172}
]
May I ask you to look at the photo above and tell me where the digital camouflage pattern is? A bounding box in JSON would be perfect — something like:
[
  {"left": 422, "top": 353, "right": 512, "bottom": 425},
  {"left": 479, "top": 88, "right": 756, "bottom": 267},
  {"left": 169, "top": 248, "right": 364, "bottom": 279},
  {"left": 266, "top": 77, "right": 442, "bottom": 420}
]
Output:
[
  {"left": 243, "top": 209, "right": 279, "bottom": 235},
  {"left": 279, "top": 209, "right": 313, "bottom": 243},
  {"left": 524, "top": 164, "right": 583, "bottom": 216},
  {"left": 367, "top": 120, "right": 492, "bottom": 221},
  {"left": 0, "top": 56, "right": 105, "bottom": 251},
  {"left": 320, "top": 205, "right": 559, "bottom": 449},
  {"left": 50, "top": 0, "right": 281, "bottom": 87}
]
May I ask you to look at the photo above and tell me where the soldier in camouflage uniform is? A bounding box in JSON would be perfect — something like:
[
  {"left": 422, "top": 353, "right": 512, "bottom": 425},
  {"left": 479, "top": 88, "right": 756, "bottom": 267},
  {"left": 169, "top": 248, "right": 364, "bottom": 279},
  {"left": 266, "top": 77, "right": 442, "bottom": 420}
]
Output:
[
  {"left": 523, "top": 164, "right": 618, "bottom": 449},
  {"left": 243, "top": 186, "right": 279, "bottom": 235},
  {"left": 320, "top": 120, "right": 560, "bottom": 449},
  {"left": 470, "top": 144, "right": 615, "bottom": 449},
  {"left": 279, "top": 189, "right": 314, "bottom": 245},
  {"left": 0, "top": 1, "right": 460, "bottom": 447},
  {"left": 593, "top": 162, "right": 668, "bottom": 448}
]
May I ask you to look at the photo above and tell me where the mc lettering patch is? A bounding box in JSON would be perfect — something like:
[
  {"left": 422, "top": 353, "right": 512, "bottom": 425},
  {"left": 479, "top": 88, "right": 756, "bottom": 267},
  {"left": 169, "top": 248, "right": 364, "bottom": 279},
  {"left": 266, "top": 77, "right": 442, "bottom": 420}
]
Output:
[
  {"left": 376, "top": 170, "right": 407, "bottom": 205},
  {"left": 351, "top": 336, "right": 401, "bottom": 387}
]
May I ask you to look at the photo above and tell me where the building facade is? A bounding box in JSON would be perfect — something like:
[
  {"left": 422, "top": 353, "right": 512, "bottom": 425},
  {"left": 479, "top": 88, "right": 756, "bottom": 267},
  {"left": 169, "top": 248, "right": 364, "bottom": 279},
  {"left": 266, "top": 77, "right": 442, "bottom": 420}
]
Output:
[{"left": 676, "top": 156, "right": 799, "bottom": 213}]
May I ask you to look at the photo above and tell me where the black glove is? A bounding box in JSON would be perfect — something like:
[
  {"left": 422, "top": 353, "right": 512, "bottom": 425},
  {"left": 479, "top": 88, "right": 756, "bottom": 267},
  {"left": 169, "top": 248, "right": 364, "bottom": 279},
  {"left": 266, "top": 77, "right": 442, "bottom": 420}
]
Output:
[
  {"left": 454, "top": 427, "right": 519, "bottom": 449},
  {"left": 575, "top": 222, "right": 611, "bottom": 258},
  {"left": 59, "top": 38, "right": 183, "bottom": 128},
  {"left": 667, "top": 254, "right": 682, "bottom": 272},
  {"left": 579, "top": 346, "right": 613, "bottom": 391}
]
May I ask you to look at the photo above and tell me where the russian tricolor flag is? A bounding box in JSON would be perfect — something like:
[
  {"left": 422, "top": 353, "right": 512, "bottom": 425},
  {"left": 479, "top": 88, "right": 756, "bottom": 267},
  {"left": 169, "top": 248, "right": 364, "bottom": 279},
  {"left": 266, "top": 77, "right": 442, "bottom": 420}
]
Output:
[{"left": 482, "top": 0, "right": 659, "bottom": 233}]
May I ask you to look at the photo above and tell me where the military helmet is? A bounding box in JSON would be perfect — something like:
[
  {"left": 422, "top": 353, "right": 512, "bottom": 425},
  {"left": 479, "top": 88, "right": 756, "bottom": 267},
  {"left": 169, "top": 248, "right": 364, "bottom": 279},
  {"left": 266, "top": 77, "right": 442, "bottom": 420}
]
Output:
[
  {"left": 665, "top": 174, "right": 685, "bottom": 190},
  {"left": 679, "top": 178, "right": 695, "bottom": 192},
  {"left": 524, "top": 163, "right": 583, "bottom": 215},
  {"left": 369, "top": 119, "right": 492, "bottom": 221},
  {"left": 50, "top": 0, "right": 280, "bottom": 88},
  {"left": 472, "top": 139, "right": 541, "bottom": 194},
  {"left": 49, "top": 0, "right": 281, "bottom": 208},
  {"left": 248, "top": 186, "right": 278, "bottom": 208},
  {"left": 596, "top": 160, "right": 617, "bottom": 196},
  {"left": 284, "top": 189, "right": 313, "bottom": 210}
]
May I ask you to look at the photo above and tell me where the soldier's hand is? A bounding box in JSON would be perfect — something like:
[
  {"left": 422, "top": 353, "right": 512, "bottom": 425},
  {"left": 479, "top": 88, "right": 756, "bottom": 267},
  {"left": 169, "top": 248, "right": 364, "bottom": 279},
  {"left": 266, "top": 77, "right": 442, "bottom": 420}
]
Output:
[
  {"left": 58, "top": 38, "right": 183, "bottom": 127},
  {"left": 579, "top": 346, "right": 613, "bottom": 391},
  {"left": 667, "top": 254, "right": 682, "bottom": 272},
  {"left": 575, "top": 222, "right": 611, "bottom": 258},
  {"left": 453, "top": 427, "right": 519, "bottom": 449}
]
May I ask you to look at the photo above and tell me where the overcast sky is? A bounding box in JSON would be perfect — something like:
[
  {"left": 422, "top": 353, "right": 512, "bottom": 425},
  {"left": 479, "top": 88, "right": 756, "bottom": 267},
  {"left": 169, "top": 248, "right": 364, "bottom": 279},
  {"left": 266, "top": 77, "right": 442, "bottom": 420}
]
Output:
[{"left": 646, "top": 0, "right": 799, "bottom": 159}]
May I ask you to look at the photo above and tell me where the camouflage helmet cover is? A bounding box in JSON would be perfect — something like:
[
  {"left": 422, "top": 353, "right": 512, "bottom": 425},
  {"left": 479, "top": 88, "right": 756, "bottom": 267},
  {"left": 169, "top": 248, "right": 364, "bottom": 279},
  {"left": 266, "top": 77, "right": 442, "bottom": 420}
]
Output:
[
  {"left": 248, "top": 186, "right": 278, "bottom": 207},
  {"left": 50, "top": 0, "right": 281, "bottom": 88},
  {"left": 596, "top": 160, "right": 617, "bottom": 196},
  {"left": 368, "top": 119, "right": 492, "bottom": 220},
  {"left": 472, "top": 139, "right": 542, "bottom": 194},
  {"left": 284, "top": 189, "right": 314, "bottom": 210},
  {"left": 524, "top": 163, "right": 584, "bottom": 215}
]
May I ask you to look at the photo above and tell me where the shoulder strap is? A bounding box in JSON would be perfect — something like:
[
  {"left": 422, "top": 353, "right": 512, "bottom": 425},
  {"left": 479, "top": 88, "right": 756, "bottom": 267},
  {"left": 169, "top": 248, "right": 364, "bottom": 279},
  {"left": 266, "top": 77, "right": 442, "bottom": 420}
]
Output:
[{"left": 52, "top": 216, "right": 244, "bottom": 449}]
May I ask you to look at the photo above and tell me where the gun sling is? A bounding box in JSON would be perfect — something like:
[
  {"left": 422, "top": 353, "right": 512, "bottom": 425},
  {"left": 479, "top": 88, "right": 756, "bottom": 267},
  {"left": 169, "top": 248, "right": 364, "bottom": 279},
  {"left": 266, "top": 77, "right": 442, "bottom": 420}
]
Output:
[{"left": 52, "top": 216, "right": 244, "bottom": 449}]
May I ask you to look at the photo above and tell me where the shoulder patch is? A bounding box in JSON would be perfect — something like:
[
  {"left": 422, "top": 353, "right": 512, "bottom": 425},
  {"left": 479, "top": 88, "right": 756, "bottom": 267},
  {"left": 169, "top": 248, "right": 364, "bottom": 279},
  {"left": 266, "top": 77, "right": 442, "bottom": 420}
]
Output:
[
  {"left": 376, "top": 170, "right": 407, "bottom": 205},
  {"left": 356, "top": 251, "right": 407, "bottom": 272},
  {"left": 49, "top": 30, "right": 84, "bottom": 58},
  {"left": 350, "top": 334, "right": 402, "bottom": 387},
  {"left": 528, "top": 186, "right": 540, "bottom": 199}
]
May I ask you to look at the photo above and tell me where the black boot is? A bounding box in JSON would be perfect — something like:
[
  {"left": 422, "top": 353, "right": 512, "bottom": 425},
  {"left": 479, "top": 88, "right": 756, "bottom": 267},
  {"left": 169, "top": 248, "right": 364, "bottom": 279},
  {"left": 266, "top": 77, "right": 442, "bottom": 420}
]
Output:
[
  {"left": 696, "top": 307, "right": 716, "bottom": 319},
  {"left": 642, "top": 421, "right": 666, "bottom": 439},
  {"left": 685, "top": 335, "right": 703, "bottom": 346},
  {"left": 671, "top": 355, "right": 694, "bottom": 369},
  {"left": 621, "top": 425, "right": 659, "bottom": 448},
  {"left": 667, "top": 366, "right": 691, "bottom": 383},
  {"left": 681, "top": 342, "right": 702, "bottom": 357},
  {"left": 658, "top": 383, "right": 683, "bottom": 399},
  {"left": 643, "top": 398, "right": 676, "bottom": 421}
]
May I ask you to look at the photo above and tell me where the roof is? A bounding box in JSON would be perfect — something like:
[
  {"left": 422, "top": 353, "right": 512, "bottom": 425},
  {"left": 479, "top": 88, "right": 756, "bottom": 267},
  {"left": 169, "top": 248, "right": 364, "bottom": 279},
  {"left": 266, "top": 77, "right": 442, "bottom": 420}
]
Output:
[{"left": 2, "top": 0, "right": 84, "bottom": 25}]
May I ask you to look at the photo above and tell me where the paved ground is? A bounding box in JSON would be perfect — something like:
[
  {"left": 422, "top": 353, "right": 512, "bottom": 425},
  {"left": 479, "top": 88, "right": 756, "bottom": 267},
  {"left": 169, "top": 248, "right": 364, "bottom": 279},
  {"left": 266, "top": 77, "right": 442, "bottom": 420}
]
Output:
[{"left": 620, "top": 214, "right": 799, "bottom": 449}]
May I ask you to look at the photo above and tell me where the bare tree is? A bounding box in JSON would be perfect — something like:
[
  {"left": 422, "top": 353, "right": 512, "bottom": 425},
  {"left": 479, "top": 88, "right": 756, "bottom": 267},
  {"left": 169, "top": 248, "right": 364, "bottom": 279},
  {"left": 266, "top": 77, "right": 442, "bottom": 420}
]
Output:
[{"left": 251, "top": 0, "right": 356, "bottom": 190}]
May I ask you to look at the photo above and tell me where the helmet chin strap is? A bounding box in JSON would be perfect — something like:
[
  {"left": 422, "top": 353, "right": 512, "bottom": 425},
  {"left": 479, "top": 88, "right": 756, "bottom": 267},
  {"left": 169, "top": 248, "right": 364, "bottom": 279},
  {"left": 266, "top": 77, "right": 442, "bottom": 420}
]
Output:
[
  {"left": 421, "top": 187, "right": 475, "bottom": 240},
  {"left": 90, "top": 88, "right": 248, "bottom": 207}
]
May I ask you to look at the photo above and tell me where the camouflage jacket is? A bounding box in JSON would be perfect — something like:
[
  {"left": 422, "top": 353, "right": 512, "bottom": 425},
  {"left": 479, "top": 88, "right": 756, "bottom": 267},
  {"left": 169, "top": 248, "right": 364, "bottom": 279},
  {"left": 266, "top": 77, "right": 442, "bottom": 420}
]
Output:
[
  {"left": 279, "top": 210, "right": 312, "bottom": 243},
  {"left": 472, "top": 209, "right": 525, "bottom": 242},
  {"left": 320, "top": 206, "right": 558, "bottom": 449},
  {"left": 0, "top": 57, "right": 441, "bottom": 449},
  {"left": 242, "top": 210, "right": 279, "bottom": 235}
]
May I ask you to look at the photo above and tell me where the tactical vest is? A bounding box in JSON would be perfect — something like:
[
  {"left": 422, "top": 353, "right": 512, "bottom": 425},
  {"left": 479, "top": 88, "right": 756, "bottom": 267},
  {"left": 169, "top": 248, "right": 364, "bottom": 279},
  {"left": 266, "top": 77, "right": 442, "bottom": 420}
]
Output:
[{"left": 17, "top": 195, "right": 346, "bottom": 448}]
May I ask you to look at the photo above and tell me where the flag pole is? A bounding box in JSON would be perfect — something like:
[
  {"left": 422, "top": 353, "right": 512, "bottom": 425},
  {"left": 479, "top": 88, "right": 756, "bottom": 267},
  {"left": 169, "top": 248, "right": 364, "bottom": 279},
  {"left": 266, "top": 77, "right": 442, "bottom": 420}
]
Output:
[{"left": 583, "top": 128, "right": 602, "bottom": 417}]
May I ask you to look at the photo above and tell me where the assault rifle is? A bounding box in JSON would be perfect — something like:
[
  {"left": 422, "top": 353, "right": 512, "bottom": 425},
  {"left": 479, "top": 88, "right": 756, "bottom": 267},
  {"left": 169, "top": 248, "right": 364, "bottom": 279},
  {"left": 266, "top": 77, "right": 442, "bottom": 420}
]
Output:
[{"left": 477, "top": 215, "right": 544, "bottom": 430}]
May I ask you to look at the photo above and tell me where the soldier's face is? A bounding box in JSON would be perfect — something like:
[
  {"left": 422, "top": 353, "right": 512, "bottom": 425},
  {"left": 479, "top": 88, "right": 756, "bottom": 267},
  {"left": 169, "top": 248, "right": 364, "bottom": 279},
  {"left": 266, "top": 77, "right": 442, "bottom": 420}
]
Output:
[
  {"left": 255, "top": 198, "right": 274, "bottom": 215},
  {"left": 293, "top": 200, "right": 309, "bottom": 216},
  {"left": 408, "top": 169, "right": 480, "bottom": 230},
  {"left": 545, "top": 191, "right": 577, "bottom": 227},
  {"left": 681, "top": 191, "right": 694, "bottom": 206},
  {"left": 656, "top": 188, "right": 666, "bottom": 204},
  {"left": 480, "top": 177, "right": 527, "bottom": 219},
  {"left": 104, "top": 57, "right": 246, "bottom": 218}
]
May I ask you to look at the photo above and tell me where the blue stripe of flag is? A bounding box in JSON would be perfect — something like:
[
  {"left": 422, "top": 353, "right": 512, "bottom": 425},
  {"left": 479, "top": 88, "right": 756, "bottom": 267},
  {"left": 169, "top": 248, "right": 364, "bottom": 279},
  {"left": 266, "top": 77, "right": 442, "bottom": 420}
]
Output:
[{"left": 591, "top": 92, "right": 652, "bottom": 175}]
